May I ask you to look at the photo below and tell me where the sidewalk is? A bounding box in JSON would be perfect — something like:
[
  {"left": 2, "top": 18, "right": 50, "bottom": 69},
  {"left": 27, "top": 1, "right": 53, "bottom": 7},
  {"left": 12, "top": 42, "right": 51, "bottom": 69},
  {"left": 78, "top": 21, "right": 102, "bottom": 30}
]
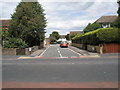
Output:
[
  {"left": 30, "top": 45, "right": 50, "bottom": 57},
  {"left": 69, "top": 45, "right": 99, "bottom": 56}
]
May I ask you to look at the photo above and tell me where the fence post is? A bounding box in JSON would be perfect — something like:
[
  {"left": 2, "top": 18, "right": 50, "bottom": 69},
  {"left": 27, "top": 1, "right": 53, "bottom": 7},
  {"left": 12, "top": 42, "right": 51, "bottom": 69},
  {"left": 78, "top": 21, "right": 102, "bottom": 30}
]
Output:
[{"left": 99, "top": 44, "right": 103, "bottom": 54}]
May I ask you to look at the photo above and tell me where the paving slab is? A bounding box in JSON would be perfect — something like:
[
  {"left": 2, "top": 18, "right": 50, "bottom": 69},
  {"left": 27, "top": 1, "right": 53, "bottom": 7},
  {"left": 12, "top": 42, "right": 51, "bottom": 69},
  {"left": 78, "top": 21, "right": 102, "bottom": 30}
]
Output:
[
  {"left": 69, "top": 45, "right": 99, "bottom": 56},
  {"left": 30, "top": 45, "right": 50, "bottom": 57}
]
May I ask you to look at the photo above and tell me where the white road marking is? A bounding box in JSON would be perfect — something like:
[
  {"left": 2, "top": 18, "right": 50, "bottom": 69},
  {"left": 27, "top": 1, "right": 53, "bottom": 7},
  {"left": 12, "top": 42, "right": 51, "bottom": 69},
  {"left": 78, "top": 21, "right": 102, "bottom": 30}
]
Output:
[
  {"left": 57, "top": 48, "right": 63, "bottom": 58},
  {"left": 39, "top": 45, "right": 50, "bottom": 56},
  {"left": 68, "top": 48, "right": 81, "bottom": 56}
]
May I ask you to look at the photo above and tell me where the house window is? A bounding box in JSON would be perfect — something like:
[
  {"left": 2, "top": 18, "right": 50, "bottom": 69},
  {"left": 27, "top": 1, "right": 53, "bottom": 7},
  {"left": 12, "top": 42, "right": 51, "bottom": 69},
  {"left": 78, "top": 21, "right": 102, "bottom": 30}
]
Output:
[{"left": 102, "top": 23, "right": 110, "bottom": 28}]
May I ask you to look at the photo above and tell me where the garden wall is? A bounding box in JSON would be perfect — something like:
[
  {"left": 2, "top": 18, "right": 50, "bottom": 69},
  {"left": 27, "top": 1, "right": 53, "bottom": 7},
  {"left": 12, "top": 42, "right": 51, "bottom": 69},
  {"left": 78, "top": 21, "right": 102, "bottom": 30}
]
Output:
[
  {"left": 87, "top": 45, "right": 100, "bottom": 53},
  {"left": 72, "top": 43, "right": 120, "bottom": 54},
  {"left": 71, "top": 43, "right": 83, "bottom": 49},
  {"left": 2, "top": 46, "right": 40, "bottom": 55},
  {"left": 2, "top": 48, "right": 16, "bottom": 55}
]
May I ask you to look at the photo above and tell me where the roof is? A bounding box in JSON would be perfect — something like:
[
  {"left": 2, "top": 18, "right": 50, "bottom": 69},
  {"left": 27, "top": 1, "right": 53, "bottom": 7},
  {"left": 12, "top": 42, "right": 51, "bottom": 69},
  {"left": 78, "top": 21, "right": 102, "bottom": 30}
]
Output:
[
  {"left": 70, "top": 31, "right": 83, "bottom": 35},
  {"left": 60, "top": 35, "right": 66, "bottom": 38},
  {"left": 0, "top": 20, "right": 10, "bottom": 26},
  {"left": 95, "top": 16, "right": 118, "bottom": 23}
]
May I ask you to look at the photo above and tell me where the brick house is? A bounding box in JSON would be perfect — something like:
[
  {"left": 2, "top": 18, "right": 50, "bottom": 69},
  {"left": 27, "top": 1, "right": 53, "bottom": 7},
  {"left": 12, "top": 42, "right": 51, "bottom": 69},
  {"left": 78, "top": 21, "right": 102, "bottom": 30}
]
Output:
[
  {"left": 1, "top": 20, "right": 10, "bottom": 31},
  {"left": 95, "top": 15, "right": 118, "bottom": 28},
  {"left": 1, "top": 20, "right": 10, "bottom": 44}
]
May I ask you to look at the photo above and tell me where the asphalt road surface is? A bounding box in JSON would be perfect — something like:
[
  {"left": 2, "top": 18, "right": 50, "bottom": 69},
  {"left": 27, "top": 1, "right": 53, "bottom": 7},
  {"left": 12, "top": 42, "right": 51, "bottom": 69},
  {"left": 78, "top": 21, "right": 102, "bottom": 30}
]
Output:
[
  {"left": 2, "top": 45, "right": 118, "bottom": 88},
  {"left": 40, "top": 44, "right": 80, "bottom": 58}
]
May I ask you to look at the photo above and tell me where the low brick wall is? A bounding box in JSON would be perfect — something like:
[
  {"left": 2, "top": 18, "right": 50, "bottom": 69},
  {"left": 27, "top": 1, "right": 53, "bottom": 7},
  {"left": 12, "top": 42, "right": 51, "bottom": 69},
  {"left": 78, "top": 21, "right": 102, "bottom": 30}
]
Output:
[
  {"left": 2, "top": 45, "right": 40, "bottom": 55},
  {"left": 16, "top": 48, "right": 31, "bottom": 55},
  {"left": 72, "top": 43, "right": 120, "bottom": 54},
  {"left": 25, "top": 48, "right": 31, "bottom": 55},
  {"left": 71, "top": 43, "right": 83, "bottom": 49},
  {"left": 32, "top": 46, "right": 39, "bottom": 52},
  {"left": 87, "top": 45, "right": 100, "bottom": 53},
  {"left": 2, "top": 48, "right": 16, "bottom": 55}
]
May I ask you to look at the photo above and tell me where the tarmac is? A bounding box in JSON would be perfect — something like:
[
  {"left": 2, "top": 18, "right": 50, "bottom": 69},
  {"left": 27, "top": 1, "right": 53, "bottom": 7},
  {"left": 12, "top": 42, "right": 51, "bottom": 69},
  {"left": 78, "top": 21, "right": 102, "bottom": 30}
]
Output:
[{"left": 30, "top": 44, "right": 99, "bottom": 57}]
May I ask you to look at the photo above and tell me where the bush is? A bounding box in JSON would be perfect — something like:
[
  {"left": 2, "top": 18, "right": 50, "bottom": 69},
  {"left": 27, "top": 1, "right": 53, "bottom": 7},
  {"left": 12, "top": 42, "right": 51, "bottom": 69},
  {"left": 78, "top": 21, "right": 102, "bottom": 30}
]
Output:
[
  {"left": 72, "top": 28, "right": 120, "bottom": 44},
  {"left": 4, "top": 38, "right": 28, "bottom": 48},
  {"left": 96, "top": 28, "right": 120, "bottom": 43}
]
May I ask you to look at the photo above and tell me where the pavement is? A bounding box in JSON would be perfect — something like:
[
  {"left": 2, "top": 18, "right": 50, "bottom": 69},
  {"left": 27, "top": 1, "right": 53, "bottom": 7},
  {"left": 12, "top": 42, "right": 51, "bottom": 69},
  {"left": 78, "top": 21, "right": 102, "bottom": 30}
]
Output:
[
  {"left": 69, "top": 45, "right": 99, "bottom": 56},
  {"left": 30, "top": 45, "right": 50, "bottom": 57}
]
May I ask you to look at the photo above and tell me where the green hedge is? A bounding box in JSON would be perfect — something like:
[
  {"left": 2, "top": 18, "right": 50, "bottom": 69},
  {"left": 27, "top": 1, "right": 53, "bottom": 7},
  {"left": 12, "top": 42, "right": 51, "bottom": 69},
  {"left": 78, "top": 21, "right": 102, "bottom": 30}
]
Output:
[
  {"left": 96, "top": 28, "right": 120, "bottom": 43},
  {"left": 72, "top": 28, "right": 120, "bottom": 44},
  {"left": 4, "top": 38, "right": 28, "bottom": 48}
]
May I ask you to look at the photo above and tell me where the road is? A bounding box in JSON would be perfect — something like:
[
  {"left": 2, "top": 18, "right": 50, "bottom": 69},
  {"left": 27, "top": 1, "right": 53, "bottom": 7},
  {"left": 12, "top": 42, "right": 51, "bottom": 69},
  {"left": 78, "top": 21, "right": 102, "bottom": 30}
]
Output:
[
  {"left": 2, "top": 45, "right": 118, "bottom": 88},
  {"left": 40, "top": 44, "right": 80, "bottom": 58}
]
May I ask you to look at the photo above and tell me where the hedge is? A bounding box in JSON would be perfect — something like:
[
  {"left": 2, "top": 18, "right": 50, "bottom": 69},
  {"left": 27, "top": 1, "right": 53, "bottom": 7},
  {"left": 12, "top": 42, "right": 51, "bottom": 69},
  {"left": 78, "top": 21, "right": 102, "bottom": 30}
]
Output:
[
  {"left": 4, "top": 38, "right": 28, "bottom": 48},
  {"left": 96, "top": 28, "right": 120, "bottom": 43},
  {"left": 72, "top": 28, "right": 120, "bottom": 45}
]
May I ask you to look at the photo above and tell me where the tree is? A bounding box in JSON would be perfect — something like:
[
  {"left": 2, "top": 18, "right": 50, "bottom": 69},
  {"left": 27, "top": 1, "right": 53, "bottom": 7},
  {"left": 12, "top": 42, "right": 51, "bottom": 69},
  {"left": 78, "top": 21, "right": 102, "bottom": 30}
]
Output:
[
  {"left": 65, "top": 34, "right": 70, "bottom": 40},
  {"left": 9, "top": 1, "right": 47, "bottom": 46},
  {"left": 117, "top": 1, "right": 120, "bottom": 28},
  {"left": 83, "top": 23, "right": 102, "bottom": 33},
  {"left": 111, "top": 1, "right": 120, "bottom": 28},
  {"left": 118, "top": 1, "right": 120, "bottom": 16},
  {"left": 69, "top": 33, "right": 78, "bottom": 40},
  {"left": 49, "top": 31, "right": 60, "bottom": 42}
]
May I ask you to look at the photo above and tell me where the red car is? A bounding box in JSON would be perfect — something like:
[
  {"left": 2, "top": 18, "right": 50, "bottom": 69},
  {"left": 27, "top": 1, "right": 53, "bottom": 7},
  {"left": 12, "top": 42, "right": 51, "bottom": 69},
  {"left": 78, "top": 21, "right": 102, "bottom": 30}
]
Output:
[{"left": 60, "top": 41, "right": 69, "bottom": 48}]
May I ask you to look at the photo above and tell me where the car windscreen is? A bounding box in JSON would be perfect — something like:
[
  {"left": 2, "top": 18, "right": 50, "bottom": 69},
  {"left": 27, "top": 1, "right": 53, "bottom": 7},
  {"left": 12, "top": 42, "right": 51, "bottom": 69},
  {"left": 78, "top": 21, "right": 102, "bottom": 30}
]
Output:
[{"left": 61, "top": 42, "right": 68, "bottom": 44}]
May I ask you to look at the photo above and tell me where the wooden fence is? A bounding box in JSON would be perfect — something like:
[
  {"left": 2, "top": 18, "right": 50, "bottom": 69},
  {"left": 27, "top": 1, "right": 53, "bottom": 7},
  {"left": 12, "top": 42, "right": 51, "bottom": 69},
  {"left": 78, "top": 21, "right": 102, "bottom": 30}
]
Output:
[{"left": 103, "top": 44, "right": 120, "bottom": 53}]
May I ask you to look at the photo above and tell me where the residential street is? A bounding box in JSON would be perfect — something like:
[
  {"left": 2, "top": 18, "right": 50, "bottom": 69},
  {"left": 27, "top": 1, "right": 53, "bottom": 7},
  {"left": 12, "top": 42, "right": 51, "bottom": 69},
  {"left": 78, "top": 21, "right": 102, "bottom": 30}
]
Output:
[
  {"left": 2, "top": 45, "right": 118, "bottom": 88},
  {"left": 40, "top": 44, "right": 80, "bottom": 58}
]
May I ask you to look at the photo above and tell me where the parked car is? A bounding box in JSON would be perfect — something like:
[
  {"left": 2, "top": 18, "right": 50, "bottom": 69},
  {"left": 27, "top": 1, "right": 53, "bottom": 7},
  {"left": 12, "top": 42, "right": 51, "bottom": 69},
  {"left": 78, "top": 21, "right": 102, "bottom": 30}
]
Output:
[{"left": 60, "top": 41, "right": 69, "bottom": 48}]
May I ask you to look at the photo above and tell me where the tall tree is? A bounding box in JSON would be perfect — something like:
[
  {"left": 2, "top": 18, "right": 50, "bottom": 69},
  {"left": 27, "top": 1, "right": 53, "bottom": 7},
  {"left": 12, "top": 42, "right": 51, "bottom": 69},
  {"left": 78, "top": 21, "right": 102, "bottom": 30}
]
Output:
[
  {"left": 83, "top": 23, "right": 102, "bottom": 33},
  {"left": 65, "top": 34, "right": 70, "bottom": 40},
  {"left": 112, "top": 1, "right": 120, "bottom": 28},
  {"left": 117, "top": 1, "right": 120, "bottom": 28},
  {"left": 9, "top": 1, "right": 47, "bottom": 46},
  {"left": 118, "top": 1, "right": 120, "bottom": 16},
  {"left": 49, "top": 31, "right": 60, "bottom": 41}
]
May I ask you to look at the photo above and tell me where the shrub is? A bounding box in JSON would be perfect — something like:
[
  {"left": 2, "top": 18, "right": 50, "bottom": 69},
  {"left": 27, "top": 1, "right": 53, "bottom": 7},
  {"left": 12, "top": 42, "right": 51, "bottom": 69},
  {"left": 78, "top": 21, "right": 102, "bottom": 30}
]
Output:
[
  {"left": 96, "top": 28, "right": 120, "bottom": 43},
  {"left": 4, "top": 38, "right": 28, "bottom": 48},
  {"left": 72, "top": 28, "right": 120, "bottom": 44}
]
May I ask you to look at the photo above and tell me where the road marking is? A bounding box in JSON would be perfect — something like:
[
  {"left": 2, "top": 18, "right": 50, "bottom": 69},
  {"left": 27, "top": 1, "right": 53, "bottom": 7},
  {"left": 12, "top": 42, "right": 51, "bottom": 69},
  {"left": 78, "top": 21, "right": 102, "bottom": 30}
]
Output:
[
  {"left": 57, "top": 48, "right": 63, "bottom": 58},
  {"left": 68, "top": 48, "right": 81, "bottom": 56},
  {"left": 39, "top": 45, "right": 50, "bottom": 57}
]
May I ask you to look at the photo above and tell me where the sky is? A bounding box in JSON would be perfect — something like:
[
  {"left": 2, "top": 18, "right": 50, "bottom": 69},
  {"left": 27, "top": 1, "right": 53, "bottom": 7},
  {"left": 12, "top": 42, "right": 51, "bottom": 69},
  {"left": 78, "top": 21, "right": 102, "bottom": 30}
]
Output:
[{"left": 1, "top": 0, "right": 118, "bottom": 38}]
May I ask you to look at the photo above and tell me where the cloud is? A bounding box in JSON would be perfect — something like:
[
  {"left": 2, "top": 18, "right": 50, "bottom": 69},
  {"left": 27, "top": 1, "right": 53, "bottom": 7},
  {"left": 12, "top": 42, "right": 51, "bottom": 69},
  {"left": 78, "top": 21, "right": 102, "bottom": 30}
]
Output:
[
  {"left": 1, "top": 2, "right": 19, "bottom": 19},
  {"left": 42, "top": 2, "right": 118, "bottom": 37},
  {"left": 1, "top": 1, "right": 118, "bottom": 38}
]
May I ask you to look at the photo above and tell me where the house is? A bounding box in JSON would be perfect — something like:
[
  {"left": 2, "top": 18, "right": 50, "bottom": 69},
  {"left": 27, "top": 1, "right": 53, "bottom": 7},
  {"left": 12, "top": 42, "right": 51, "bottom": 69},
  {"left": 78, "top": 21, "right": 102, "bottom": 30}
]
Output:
[
  {"left": 60, "top": 35, "right": 66, "bottom": 39},
  {"left": 1, "top": 20, "right": 10, "bottom": 31},
  {"left": 44, "top": 38, "right": 50, "bottom": 46},
  {"left": 69, "top": 31, "right": 84, "bottom": 38},
  {"left": 95, "top": 15, "right": 118, "bottom": 28},
  {"left": 70, "top": 31, "right": 83, "bottom": 35}
]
